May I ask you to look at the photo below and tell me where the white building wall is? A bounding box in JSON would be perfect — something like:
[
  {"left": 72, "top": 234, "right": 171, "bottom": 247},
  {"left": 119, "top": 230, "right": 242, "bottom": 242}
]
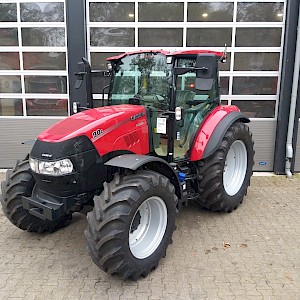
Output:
[{"left": 0, "top": 1, "right": 68, "bottom": 167}]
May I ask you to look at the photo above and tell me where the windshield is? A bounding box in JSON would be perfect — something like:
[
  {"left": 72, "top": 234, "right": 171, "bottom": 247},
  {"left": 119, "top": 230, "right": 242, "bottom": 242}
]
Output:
[{"left": 109, "top": 53, "right": 172, "bottom": 110}]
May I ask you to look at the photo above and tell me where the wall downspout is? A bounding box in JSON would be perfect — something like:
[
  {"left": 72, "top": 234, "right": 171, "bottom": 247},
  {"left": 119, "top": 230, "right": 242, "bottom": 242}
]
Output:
[{"left": 286, "top": 7, "right": 300, "bottom": 178}]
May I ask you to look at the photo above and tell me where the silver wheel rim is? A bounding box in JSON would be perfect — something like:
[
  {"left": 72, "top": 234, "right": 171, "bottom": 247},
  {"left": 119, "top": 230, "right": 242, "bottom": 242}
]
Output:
[
  {"left": 223, "top": 140, "right": 248, "bottom": 196},
  {"left": 129, "top": 196, "right": 167, "bottom": 259}
]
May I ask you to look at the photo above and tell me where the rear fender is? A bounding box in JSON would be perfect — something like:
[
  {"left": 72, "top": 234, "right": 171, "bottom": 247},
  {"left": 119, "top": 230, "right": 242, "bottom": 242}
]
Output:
[{"left": 190, "top": 106, "right": 249, "bottom": 161}]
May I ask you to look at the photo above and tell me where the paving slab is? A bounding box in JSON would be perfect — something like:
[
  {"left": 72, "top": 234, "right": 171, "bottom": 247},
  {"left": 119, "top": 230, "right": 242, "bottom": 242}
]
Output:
[{"left": 0, "top": 172, "right": 299, "bottom": 300}]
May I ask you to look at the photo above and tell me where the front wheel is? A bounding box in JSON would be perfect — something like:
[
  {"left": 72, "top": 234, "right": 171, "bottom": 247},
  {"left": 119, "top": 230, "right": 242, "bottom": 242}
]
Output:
[
  {"left": 1, "top": 158, "right": 72, "bottom": 233},
  {"left": 197, "top": 121, "right": 254, "bottom": 212},
  {"left": 85, "top": 170, "right": 177, "bottom": 280}
]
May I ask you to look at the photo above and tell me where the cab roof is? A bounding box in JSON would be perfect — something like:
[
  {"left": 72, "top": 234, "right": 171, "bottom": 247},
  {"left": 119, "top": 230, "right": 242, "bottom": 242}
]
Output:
[{"left": 107, "top": 49, "right": 224, "bottom": 61}]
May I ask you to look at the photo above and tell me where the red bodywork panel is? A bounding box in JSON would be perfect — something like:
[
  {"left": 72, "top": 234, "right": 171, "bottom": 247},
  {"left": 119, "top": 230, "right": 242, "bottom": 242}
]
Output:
[
  {"left": 107, "top": 50, "right": 224, "bottom": 61},
  {"left": 190, "top": 105, "right": 241, "bottom": 161},
  {"left": 38, "top": 105, "right": 149, "bottom": 156}
]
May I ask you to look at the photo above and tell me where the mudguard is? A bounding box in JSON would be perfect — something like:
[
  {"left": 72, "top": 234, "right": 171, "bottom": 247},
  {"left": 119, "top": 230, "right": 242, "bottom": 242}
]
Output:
[
  {"left": 105, "top": 154, "right": 182, "bottom": 201},
  {"left": 190, "top": 106, "right": 249, "bottom": 161},
  {"left": 105, "top": 154, "right": 169, "bottom": 170}
]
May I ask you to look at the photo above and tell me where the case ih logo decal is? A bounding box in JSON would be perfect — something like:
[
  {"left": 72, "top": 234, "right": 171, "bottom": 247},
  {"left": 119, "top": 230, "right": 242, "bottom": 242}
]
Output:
[{"left": 42, "top": 153, "right": 52, "bottom": 158}]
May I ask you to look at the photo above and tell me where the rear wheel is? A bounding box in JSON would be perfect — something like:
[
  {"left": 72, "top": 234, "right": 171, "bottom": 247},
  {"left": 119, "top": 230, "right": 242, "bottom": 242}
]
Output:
[
  {"left": 85, "top": 170, "right": 177, "bottom": 280},
  {"left": 0, "top": 158, "right": 72, "bottom": 233},
  {"left": 197, "top": 121, "right": 254, "bottom": 212}
]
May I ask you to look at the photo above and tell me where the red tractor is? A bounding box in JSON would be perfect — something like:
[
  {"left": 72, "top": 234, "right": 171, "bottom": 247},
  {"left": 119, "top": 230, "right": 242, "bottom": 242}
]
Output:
[{"left": 1, "top": 50, "right": 254, "bottom": 280}]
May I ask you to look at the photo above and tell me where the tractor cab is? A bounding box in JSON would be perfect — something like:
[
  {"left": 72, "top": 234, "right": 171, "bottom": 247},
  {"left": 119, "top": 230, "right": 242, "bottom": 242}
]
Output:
[{"left": 103, "top": 50, "right": 225, "bottom": 162}]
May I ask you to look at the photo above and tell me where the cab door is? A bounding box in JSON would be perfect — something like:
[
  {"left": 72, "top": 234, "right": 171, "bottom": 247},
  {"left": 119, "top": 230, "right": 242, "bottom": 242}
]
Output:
[{"left": 173, "top": 57, "right": 219, "bottom": 160}]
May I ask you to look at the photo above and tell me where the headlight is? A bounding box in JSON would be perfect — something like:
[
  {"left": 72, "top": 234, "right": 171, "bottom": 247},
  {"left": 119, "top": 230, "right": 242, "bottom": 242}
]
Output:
[
  {"left": 29, "top": 157, "right": 74, "bottom": 176},
  {"left": 29, "top": 156, "right": 38, "bottom": 173}
]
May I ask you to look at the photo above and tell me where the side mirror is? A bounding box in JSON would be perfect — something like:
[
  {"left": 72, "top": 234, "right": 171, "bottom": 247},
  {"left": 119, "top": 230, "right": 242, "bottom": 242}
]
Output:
[{"left": 195, "top": 54, "right": 218, "bottom": 91}]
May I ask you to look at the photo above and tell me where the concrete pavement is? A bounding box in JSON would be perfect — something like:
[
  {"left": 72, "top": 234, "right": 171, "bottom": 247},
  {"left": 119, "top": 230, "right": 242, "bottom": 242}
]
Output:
[{"left": 0, "top": 172, "right": 299, "bottom": 300}]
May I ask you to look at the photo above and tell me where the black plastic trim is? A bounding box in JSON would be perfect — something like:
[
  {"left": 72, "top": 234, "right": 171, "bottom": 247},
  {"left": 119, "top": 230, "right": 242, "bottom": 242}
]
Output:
[
  {"left": 105, "top": 154, "right": 168, "bottom": 170},
  {"left": 30, "top": 136, "right": 108, "bottom": 196},
  {"left": 31, "top": 136, "right": 95, "bottom": 161},
  {"left": 105, "top": 154, "right": 183, "bottom": 203}
]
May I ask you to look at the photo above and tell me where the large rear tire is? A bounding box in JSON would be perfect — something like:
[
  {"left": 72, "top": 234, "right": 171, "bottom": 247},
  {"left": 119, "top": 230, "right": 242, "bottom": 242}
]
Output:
[
  {"left": 85, "top": 170, "right": 177, "bottom": 280},
  {"left": 0, "top": 158, "right": 72, "bottom": 233},
  {"left": 197, "top": 121, "right": 254, "bottom": 212}
]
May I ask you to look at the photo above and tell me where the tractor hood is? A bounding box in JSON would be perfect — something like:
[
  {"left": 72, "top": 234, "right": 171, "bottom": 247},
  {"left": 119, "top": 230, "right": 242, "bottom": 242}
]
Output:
[
  {"left": 38, "top": 105, "right": 146, "bottom": 142},
  {"left": 36, "top": 104, "right": 149, "bottom": 157}
]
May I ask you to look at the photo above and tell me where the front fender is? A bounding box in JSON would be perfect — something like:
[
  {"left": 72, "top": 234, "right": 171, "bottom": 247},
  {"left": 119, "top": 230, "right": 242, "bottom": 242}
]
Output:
[
  {"left": 105, "top": 154, "right": 182, "bottom": 203},
  {"left": 190, "top": 105, "right": 249, "bottom": 161},
  {"left": 105, "top": 154, "right": 168, "bottom": 170}
]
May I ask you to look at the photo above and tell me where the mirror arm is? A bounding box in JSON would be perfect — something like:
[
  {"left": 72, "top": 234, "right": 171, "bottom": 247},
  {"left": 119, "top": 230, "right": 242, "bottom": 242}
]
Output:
[{"left": 173, "top": 67, "right": 194, "bottom": 75}]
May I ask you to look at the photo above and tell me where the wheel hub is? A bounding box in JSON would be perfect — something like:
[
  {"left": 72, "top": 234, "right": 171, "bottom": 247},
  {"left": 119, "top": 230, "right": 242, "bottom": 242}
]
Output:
[
  {"left": 130, "top": 211, "right": 141, "bottom": 233},
  {"left": 223, "top": 140, "right": 248, "bottom": 196},
  {"left": 129, "top": 196, "right": 167, "bottom": 259}
]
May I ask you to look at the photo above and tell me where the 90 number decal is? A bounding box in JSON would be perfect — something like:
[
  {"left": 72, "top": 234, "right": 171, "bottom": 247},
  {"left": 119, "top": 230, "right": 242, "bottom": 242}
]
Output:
[{"left": 92, "top": 129, "right": 103, "bottom": 139}]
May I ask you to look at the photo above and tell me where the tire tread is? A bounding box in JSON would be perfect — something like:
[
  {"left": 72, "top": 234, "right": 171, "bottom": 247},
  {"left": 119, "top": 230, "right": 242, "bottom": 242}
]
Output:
[
  {"left": 197, "top": 121, "right": 254, "bottom": 212},
  {"left": 85, "top": 170, "right": 177, "bottom": 280}
]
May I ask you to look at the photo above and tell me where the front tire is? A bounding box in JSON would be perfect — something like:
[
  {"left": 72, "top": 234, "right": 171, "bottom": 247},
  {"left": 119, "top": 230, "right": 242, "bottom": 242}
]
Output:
[
  {"left": 85, "top": 170, "right": 177, "bottom": 280},
  {"left": 0, "top": 158, "right": 72, "bottom": 233},
  {"left": 197, "top": 121, "right": 254, "bottom": 212}
]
